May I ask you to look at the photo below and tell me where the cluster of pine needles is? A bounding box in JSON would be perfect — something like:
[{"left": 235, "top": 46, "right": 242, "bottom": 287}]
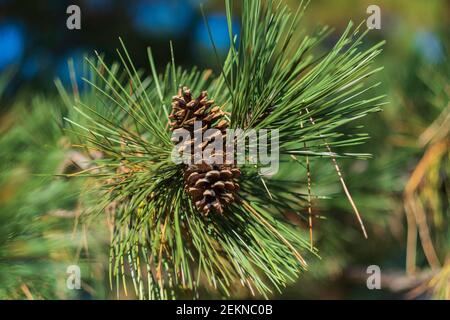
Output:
[{"left": 58, "top": 0, "right": 385, "bottom": 299}]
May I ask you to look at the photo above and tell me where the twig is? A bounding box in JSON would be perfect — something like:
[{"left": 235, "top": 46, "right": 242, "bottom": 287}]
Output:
[
  {"left": 20, "top": 284, "right": 34, "bottom": 300},
  {"left": 305, "top": 107, "right": 368, "bottom": 238},
  {"left": 404, "top": 140, "right": 448, "bottom": 272}
]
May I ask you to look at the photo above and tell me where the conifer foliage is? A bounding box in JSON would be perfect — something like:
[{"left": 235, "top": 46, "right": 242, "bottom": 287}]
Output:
[{"left": 65, "top": 0, "right": 384, "bottom": 299}]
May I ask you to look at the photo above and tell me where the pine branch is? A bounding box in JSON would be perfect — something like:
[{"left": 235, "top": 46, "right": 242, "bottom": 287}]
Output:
[{"left": 64, "top": 0, "right": 385, "bottom": 299}]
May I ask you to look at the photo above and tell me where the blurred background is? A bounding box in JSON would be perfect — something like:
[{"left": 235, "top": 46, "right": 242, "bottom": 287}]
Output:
[{"left": 0, "top": 0, "right": 448, "bottom": 299}]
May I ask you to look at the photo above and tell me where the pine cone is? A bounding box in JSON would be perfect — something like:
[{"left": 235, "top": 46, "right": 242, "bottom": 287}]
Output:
[{"left": 170, "top": 87, "right": 241, "bottom": 216}]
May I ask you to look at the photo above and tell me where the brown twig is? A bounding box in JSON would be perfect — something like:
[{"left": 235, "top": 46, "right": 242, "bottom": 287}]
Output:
[
  {"left": 404, "top": 140, "right": 448, "bottom": 273},
  {"left": 305, "top": 107, "right": 368, "bottom": 238}
]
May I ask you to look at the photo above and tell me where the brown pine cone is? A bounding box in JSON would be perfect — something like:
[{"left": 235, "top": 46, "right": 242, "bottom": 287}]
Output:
[{"left": 169, "top": 87, "right": 241, "bottom": 216}]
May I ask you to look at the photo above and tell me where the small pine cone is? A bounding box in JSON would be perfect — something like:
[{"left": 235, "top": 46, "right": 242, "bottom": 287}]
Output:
[
  {"left": 185, "top": 162, "right": 241, "bottom": 216},
  {"left": 169, "top": 86, "right": 240, "bottom": 216}
]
